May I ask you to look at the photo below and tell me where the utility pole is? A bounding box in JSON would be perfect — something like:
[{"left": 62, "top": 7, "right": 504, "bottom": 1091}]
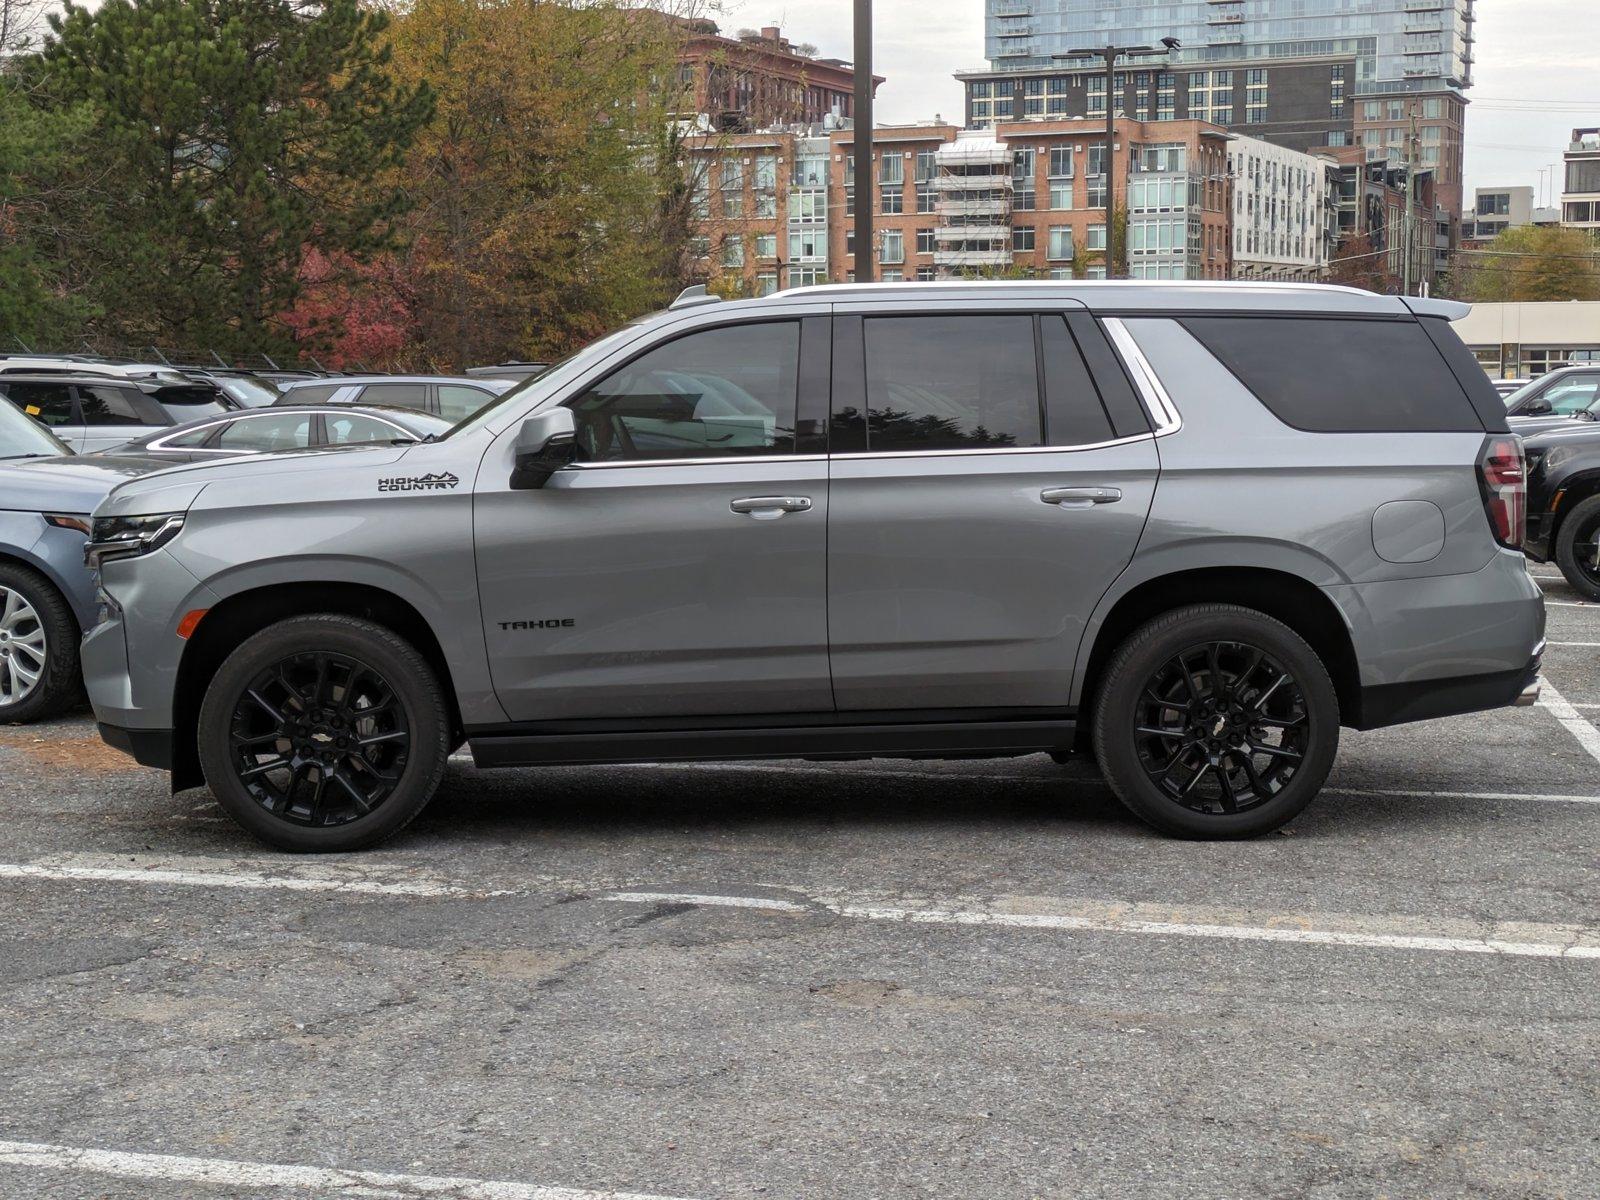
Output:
[
  {"left": 853, "top": 0, "right": 874, "bottom": 284},
  {"left": 1402, "top": 101, "right": 1419, "bottom": 296}
]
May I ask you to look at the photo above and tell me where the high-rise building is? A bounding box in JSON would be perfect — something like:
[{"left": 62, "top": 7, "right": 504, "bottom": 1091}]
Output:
[
  {"left": 1562, "top": 129, "right": 1600, "bottom": 234},
  {"left": 962, "top": 0, "right": 1474, "bottom": 243}
]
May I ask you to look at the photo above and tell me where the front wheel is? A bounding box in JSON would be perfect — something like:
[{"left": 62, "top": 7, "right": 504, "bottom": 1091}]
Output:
[
  {"left": 1092, "top": 604, "right": 1340, "bottom": 839},
  {"left": 0, "top": 562, "right": 81, "bottom": 724},
  {"left": 197, "top": 615, "right": 451, "bottom": 852},
  {"left": 1555, "top": 495, "right": 1600, "bottom": 601}
]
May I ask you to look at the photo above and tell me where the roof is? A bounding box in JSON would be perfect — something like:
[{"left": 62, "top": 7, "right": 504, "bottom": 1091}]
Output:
[{"left": 707, "top": 279, "right": 1461, "bottom": 319}]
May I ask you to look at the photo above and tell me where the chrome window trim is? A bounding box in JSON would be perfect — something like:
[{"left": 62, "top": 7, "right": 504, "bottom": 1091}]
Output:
[
  {"left": 566, "top": 454, "right": 829, "bottom": 471},
  {"left": 830, "top": 434, "right": 1155, "bottom": 461},
  {"left": 1102, "top": 317, "right": 1182, "bottom": 437}
]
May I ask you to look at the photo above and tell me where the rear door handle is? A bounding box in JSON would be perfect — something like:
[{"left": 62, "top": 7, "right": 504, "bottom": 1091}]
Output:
[
  {"left": 1041, "top": 486, "right": 1123, "bottom": 507},
  {"left": 731, "top": 496, "right": 813, "bottom": 520}
]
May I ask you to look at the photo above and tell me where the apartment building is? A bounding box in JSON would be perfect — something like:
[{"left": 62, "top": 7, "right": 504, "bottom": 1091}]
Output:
[
  {"left": 1228, "top": 138, "right": 1332, "bottom": 280},
  {"left": 1465, "top": 186, "right": 1535, "bottom": 243},
  {"left": 673, "top": 21, "right": 879, "bottom": 131},
  {"left": 1563, "top": 129, "right": 1600, "bottom": 233},
  {"left": 964, "top": 0, "right": 1475, "bottom": 243}
]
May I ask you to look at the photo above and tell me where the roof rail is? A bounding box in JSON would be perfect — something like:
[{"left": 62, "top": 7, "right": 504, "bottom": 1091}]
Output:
[{"left": 670, "top": 284, "right": 723, "bottom": 311}]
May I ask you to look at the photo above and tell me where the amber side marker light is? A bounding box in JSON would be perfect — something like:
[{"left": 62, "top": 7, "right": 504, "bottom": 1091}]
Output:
[{"left": 176, "top": 609, "right": 210, "bottom": 640}]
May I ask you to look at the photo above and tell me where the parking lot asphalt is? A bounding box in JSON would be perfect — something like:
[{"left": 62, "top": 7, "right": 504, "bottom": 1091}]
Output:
[{"left": 2, "top": 566, "right": 1598, "bottom": 1199}]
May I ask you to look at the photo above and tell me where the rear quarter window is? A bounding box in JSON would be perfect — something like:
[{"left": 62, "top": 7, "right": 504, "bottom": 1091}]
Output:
[{"left": 1183, "top": 316, "right": 1486, "bottom": 434}]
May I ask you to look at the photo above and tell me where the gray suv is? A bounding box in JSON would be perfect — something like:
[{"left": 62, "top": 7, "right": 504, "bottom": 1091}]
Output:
[{"left": 82, "top": 283, "right": 1545, "bottom": 851}]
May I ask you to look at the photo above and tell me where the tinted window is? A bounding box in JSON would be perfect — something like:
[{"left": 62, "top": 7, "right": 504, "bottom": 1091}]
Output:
[
  {"left": 863, "top": 316, "right": 1042, "bottom": 452},
  {"left": 77, "top": 384, "right": 149, "bottom": 426},
  {"left": 325, "top": 413, "right": 408, "bottom": 445},
  {"left": 358, "top": 383, "right": 428, "bottom": 410},
  {"left": 215, "top": 376, "right": 281, "bottom": 407},
  {"left": 1186, "top": 317, "right": 1484, "bottom": 433},
  {"left": 213, "top": 413, "right": 313, "bottom": 451},
  {"left": 1041, "top": 317, "right": 1116, "bottom": 446},
  {"left": 437, "top": 385, "right": 493, "bottom": 422},
  {"left": 570, "top": 322, "right": 799, "bottom": 462},
  {"left": 151, "top": 387, "right": 230, "bottom": 423},
  {"left": 282, "top": 383, "right": 342, "bottom": 405},
  {"left": 2, "top": 382, "right": 76, "bottom": 426}
]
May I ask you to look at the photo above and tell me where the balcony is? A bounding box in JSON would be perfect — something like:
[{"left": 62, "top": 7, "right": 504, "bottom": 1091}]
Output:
[
  {"left": 934, "top": 249, "right": 1014, "bottom": 268},
  {"left": 1403, "top": 0, "right": 1445, "bottom": 9},
  {"left": 935, "top": 225, "right": 1012, "bottom": 242},
  {"left": 938, "top": 197, "right": 1012, "bottom": 218},
  {"left": 936, "top": 173, "right": 1015, "bottom": 191},
  {"left": 991, "top": 0, "right": 1031, "bottom": 14}
]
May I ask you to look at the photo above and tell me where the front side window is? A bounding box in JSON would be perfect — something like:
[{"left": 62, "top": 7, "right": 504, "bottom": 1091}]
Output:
[
  {"left": 358, "top": 383, "right": 428, "bottom": 410},
  {"left": 1538, "top": 377, "right": 1600, "bottom": 416},
  {"left": 862, "top": 316, "right": 1042, "bottom": 453},
  {"left": 569, "top": 322, "right": 800, "bottom": 462},
  {"left": 213, "top": 413, "right": 314, "bottom": 451},
  {"left": 3, "top": 382, "right": 76, "bottom": 426}
]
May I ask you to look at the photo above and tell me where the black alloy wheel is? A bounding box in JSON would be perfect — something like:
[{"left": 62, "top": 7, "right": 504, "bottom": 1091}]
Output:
[
  {"left": 228, "top": 651, "right": 410, "bottom": 827},
  {"left": 1093, "top": 604, "right": 1339, "bottom": 839},
  {"left": 1133, "top": 641, "right": 1308, "bottom": 816},
  {"left": 198, "top": 615, "right": 451, "bottom": 852},
  {"left": 1556, "top": 495, "right": 1600, "bottom": 601}
]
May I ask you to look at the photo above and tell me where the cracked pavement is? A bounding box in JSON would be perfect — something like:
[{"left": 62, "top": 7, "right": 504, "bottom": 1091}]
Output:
[{"left": 1, "top": 570, "right": 1599, "bottom": 1198}]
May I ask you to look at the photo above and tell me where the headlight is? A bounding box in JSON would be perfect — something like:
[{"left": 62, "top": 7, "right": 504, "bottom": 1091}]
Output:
[{"left": 85, "top": 512, "right": 186, "bottom": 568}]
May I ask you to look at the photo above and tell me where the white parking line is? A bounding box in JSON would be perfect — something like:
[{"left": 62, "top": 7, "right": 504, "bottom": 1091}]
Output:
[
  {"left": 1537, "top": 679, "right": 1600, "bottom": 768},
  {"left": 1546, "top": 601, "right": 1599, "bottom": 609},
  {"left": 1329, "top": 786, "right": 1600, "bottom": 806},
  {"left": 1545, "top": 641, "right": 1600, "bottom": 648},
  {"left": 0, "top": 1139, "right": 695, "bottom": 1200},
  {"left": 609, "top": 890, "right": 1600, "bottom": 961},
  {"left": 0, "top": 855, "right": 527, "bottom": 899}
]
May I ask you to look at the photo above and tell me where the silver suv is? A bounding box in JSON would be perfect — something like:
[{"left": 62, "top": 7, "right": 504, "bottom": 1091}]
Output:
[{"left": 82, "top": 283, "right": 1545, "bottom": 851}]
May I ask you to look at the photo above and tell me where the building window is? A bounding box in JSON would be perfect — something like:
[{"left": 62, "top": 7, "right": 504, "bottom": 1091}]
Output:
[
  {"left": 721, "top": 236, "right": 744, "bottom": 268},
  {"left": 881, "top": 229, "right": 904, "bottom": 265},
  {"left": 917, "top": 228, "right": 938, "bottom": 255},
  {"left": 1086, "top": 224, "right": 1107, "bottom": 251},
  {"left": 882, "top": 186, "right": 904, "bottom": 215},
  {"left": 1047, "top": 226, "right": 1073, "bottom": 261},
  {"left": 1048, "top": 146, "right": 1074, "bottom": 210},
  {"left": 756, "top": 271, "right": 779, "bottom": 297},
  {"left": 755, "top": 233, "right": 778, "bottom": 260},
  {"left": 881, "top": 269, "right": 904, "bottom": 283},
  {"left": 1013, "top": 226, "right": 1036, "bottom": 253}
]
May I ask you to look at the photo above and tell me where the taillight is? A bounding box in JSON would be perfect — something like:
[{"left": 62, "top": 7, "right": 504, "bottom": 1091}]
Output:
[{"left": 1478, "top": 435, "right": 1526, "bottom": 551}]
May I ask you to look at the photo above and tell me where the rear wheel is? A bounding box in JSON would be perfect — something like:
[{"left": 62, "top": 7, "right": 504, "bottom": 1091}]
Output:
[
  {"left": 0, "top": 562, "right": 80, "bottom": 724},
  {"left": 1092, "top": 604, "right": 1340, "bottom": 839},
  {"left": 1555, "top": 495, "right": 1600, "bottom": 601},
  {"left": 197, "top": 615, "right": 451, "bottom": 852}
]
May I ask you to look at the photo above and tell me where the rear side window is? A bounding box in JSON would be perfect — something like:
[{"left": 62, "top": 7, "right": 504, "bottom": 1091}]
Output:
[
  {"left": 863, "top": 316, "right": 1042, "bottom": 452},
  {"left": 2, "top": 382, "right": 76, "bottom": 426},
  {"left": 1185, "top": 317, "right": 1485, "bottom": 433},
  {"left": 151, "top": 387, "right": 230, "bottom": 423},
  {"left": 1040, "top": 317, "right": 1115, "bottom": 446},
  {"left": 77, "top": 384, "right": 150, "bottom": 426}
]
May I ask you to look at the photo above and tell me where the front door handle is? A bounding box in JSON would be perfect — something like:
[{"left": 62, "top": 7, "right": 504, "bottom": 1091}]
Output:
[
  {"left": 1042, "top": 486, "right": 1123, "bottom": 508},
  {"left": 731, "top": 496, "right": 813, "bottom": 520}
]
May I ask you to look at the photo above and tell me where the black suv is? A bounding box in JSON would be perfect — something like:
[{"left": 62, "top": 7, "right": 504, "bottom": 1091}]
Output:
[{"left": 1524, "top": 421, "right": 1600, "bottom": 598}]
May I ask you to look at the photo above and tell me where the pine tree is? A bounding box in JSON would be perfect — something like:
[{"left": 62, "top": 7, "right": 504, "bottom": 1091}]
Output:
[{"left": 40, "top": 0, "right": 433, "bottom": 357}]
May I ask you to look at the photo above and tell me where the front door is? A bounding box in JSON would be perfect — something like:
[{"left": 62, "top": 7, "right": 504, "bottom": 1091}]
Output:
[
  {"left": 1, "top": 382, "right": 80, "bottom": 451},
  {"left": 475, "top": 315, "right": 834, "bottom": 722},
  {"left": 827, "top": 309, "right": 1160, "bottom": 712}
]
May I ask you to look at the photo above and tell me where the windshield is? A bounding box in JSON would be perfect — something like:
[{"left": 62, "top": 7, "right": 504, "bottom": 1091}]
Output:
[
  {"left": 0, "top": 396, "right": 71, "bottom": 459},
  {"left": 439, "top": 313, "right": 668, "bottom": 439},
  {"left": 216, "top": 375, "right": 282, "bottom": 408}
]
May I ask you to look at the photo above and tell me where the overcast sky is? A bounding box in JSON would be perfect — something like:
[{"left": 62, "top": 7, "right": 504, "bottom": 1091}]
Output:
[{"left": 718, "top": 0, "right": 1600, "bottom": 203}]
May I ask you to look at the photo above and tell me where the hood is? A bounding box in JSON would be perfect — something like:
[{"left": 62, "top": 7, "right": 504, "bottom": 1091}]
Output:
[
  {"left": 1509, "top": 414, "right": 1594, "bottom": 437},
  {"left": 98, "top": 441, "right": 414, "bottom": 517},
  {"left": 0, "top": 453, "right": 173, "bottom": 515}
]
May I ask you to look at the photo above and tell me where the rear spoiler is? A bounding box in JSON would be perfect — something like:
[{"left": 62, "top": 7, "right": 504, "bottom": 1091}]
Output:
[{"left": 1402, "top": 296, "right": 1471, "bottom": 321}]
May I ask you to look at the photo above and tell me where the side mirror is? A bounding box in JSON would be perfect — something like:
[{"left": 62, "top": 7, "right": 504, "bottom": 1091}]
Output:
[
  {"left": 1524, "top": 399, "right": 1554, "bottom": 416},
  {"left": 510, "top": 408, "right": 577, "bottom": 490}
]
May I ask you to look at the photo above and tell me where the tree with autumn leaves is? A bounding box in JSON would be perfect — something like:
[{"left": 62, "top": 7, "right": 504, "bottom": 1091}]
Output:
[{"left": 1, "top": 0, "right": 712, "bottom": 367}]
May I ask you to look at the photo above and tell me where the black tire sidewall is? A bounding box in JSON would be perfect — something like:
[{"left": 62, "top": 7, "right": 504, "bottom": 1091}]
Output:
[
  {"left": 197, "top": 615, "right": 450, "bottom": 852},
  {"left": 1093, "top": 605, "right": 1340, "bottom": 839},
  {"left": 1555, "top": 496, "right": 1600, "bottom": 601},
  {"left": 0, "top": 562, "right": 80, "bottom": 725}
]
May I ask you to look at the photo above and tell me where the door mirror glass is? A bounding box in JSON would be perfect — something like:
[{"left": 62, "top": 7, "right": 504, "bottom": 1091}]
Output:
[
  {"left": 511, "top": 408, "right": 577, "bottom": 489},
  {"left": 1523, "top": 398, "right": 1553, "bottom": 416}
]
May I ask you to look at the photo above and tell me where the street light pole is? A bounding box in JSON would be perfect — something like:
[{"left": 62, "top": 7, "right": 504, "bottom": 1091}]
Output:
[
  {"left": 854, "top": 0, "right": 874, "bottom": 284},
  {"left": 1056, "top": 39, "right": 1177, "bottom": 281}
]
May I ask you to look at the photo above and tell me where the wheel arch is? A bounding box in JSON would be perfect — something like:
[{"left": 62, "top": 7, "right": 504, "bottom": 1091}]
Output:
[
  {"left": 0, "top": 545, "right": 87, "bottom": 635},
  {"left": 1547, "top": 468, "right": 1600, "bottom": 547},
  {"left": 1075, "top": 566, "right": 1362, "bottom": 748},
  {"left": 172, "top": 582, "right": 464, "bottom": 791}
]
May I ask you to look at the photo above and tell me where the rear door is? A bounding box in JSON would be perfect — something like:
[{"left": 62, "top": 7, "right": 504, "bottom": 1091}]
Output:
[
  {"left": 826, "top": 303, "right": 1161, "bottom": 712},
  {"left": 74, "top": 383, "right": 163, "bottom": 453}
]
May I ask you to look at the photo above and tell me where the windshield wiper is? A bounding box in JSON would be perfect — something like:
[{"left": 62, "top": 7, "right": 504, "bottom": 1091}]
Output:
[{"left": 0, "top": 453, "right": 57, "bottom": 460}]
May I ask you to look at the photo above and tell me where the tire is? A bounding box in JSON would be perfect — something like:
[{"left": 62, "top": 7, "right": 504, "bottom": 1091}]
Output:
[
  {"left": 1091, "top": 604, "right": 1340, "bottom": 840},
  {"left": 197, "top": 615, "right": 451, "bottom": 852},
  {"left": 0, "top": 561, "right": 81, "bottom": 725},
  {"left": 1554, "top": 495, "right": 1600, "bottom": 602}
]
